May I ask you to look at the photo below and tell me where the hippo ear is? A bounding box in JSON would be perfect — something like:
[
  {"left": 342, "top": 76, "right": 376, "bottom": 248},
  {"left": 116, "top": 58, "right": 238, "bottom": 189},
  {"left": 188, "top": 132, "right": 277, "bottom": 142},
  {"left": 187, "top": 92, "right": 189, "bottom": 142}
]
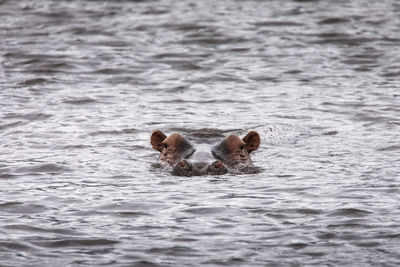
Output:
[
  {"left": 242, "top": 131, "right": 260, "bottom": 153},
  {"left": 151, "top": 130, "right": 167, "bottom": 152}
]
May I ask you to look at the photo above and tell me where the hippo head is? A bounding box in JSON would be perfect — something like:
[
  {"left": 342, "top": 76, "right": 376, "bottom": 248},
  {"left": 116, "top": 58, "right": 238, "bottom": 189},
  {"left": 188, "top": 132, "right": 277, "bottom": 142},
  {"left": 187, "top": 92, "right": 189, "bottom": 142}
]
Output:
[
  {"left": 150, "top": 130, "right": 260, "bottom": 176},
  {"left": 211, "top": 131, "right": 261, "bottom": 170}
]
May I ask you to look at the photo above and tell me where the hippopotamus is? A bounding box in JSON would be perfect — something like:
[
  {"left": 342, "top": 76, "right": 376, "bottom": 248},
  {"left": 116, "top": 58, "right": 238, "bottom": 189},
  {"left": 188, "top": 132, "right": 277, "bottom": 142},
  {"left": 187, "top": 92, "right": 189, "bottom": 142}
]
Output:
[{"left": 150, "top": 130, "right": 260, "bottom": 176}]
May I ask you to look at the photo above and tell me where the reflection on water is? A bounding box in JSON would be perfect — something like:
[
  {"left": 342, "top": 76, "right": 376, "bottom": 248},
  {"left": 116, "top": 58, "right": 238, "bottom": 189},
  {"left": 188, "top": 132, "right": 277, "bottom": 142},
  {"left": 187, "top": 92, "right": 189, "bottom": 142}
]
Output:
[{"left": 1, "top": 0, "right": 400, "bottom": 266}]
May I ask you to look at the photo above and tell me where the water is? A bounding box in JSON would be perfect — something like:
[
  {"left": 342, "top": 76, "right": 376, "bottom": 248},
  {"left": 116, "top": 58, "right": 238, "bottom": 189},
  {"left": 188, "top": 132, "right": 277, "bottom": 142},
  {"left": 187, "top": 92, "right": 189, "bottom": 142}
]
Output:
[{"left": 1, "top": 0, "right": 399, "bottom": 265}]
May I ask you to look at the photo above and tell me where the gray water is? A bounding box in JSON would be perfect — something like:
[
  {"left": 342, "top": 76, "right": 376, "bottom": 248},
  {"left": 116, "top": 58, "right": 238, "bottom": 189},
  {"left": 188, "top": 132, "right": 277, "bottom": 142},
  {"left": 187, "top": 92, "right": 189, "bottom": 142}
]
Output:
[{"left": 1, "top": 0, "right": 400, "bottom": 266}]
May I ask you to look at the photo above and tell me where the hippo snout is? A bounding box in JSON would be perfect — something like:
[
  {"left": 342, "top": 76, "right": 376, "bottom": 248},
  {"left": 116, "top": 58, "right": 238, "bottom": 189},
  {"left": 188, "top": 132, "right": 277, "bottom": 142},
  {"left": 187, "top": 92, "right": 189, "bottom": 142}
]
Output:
[
  {"left": 172, "top": 159, "right": 192, "bottom": 176},
  {"left": 172, "top": 159, "right": 227, "bottom": 176},
  {"left": 208, "top": 160, "right": 228, "bottom": 175}
]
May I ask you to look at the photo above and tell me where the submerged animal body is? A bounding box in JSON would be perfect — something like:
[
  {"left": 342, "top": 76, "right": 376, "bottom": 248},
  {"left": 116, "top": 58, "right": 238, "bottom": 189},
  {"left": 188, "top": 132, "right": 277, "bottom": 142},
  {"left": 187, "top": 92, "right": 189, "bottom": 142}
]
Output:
[{"left": 150, "top": 130, "right": 260, "bottom": 176}]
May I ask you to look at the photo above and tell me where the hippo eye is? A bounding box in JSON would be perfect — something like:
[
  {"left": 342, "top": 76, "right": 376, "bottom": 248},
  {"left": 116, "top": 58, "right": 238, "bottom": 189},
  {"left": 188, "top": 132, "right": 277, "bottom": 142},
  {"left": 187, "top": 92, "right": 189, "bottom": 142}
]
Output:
[
  {"left": 163, "top": 143, "right": 168, "bottom": 149},
  {"left": 240, "top": 145, "right": 245, "bottom": 150}
]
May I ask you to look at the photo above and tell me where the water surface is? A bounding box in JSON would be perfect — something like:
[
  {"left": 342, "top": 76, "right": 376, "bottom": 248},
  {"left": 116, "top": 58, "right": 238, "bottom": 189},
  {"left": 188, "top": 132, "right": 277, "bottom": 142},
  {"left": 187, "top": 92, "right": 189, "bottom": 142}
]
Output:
[{"left": 1, "top": 0, "right": 400, "bottom": 266}]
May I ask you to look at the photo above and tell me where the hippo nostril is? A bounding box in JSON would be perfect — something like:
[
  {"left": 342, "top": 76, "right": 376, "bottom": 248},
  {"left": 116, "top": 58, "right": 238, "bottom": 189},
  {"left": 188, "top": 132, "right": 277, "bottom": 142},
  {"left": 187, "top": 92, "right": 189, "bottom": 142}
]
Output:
[
  {"left": 208, "top": 160, "right": 227, "bottom": 175},
  {"left": 178, "top": 161, "right": 185, "bottom": 168},
  {"left": 215, "top": 160, "right": 222, "bottom": 169}
]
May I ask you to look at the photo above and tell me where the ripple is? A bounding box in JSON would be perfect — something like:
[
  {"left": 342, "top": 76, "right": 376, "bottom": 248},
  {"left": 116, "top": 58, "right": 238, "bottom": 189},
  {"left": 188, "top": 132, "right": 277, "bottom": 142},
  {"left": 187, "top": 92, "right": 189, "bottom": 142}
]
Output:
[
  {"left": 3, "top": 112, "right": 52, "bottom": 121},
  {"left": 182, "top": 207, "right": 227, "bottom": 215},
  {"left": 92, "top": 202, "right": 169, "bottom": 213},
  {"left": 327, "top": 220, "right": 375, "bottom": 229},
  {"left": 63, "top": 97, "right": 98, "bottom": 105},
  {"left": 252, "top": 20, "right": 303, "bottom": 27},
  {"left": 342, "top": 58, "right": 377, "bottom": 65},
  {"left": 179, "top": 36, "right": 249, "bottom": 46},
  {"left": 0, "top": 241, "right": 34, "bottom": 252},
  {"left": 32, "top": 238, "right": 120, "bottom": 248},
  {"left": 146, "top": 246, "right": 202, "bottom": 257},
  {"left": 93, "top": 68, "right": 132, "bottom": 75},
  {"left": 328, "top": 208, "right": 372, "bottom": 217},
  {"left": 22, "top": 62, "right": 75, "bottom": 74},
  {"left": 381, "top": 71, "right": 400, "bottom": 77},
  {"left": 87, "top": 41, "right": 132, "bottom": 47},
  {"left": 168, "top": 127, "right": 241, "bottom": 135},
  {"left": 88, "top": 128, "right": 137, "bottom": 136},
  {"left": 318, "top": 18, "right": 351, "bottom": 24},
  {"left": 317, "top": 232, "right": 337, "bottom": 240},
  {"left": 291, "top": 208, "right": 323, "bottom": 215},
  {"left": 323, "top": 131, "right": 338, "bottom": 136},
  {"left": 0, "top": 173, "right": 18, "bottom": 179},
  {"left": 303, "top": 251, "right": 327, "bottom": 257},
  {"left": 287, "top": 242, "right": 309, "bottom": 249},
  {"left": 128, "top": 261, "right": 163, "bottom": 267},
  {"left": 14, "top": 163, "right": 69, "bottom": 174},
  {"left": 158, "top": 22, "right": 210, "bottom": 31},
  {"left": 316, "top": 37, "right": 378, "bottom": 45},
  {"left": 353, "top": 241, "right": 381, "bottom": 248},
  {"left": 114, "top": 211, "right": 151, "bottom": 218},
  {"left": 4, "top": 224, "right": 82, "bottom": 236},
  {"left": 376, "top": 145, "right": 400, "bottom": 152},
  {"left": 0, "top": 121, "right": 24, "bottom": 130},
  {"left": 0, "top": 202, "right": 48, "bottom": 214},
  {"left": 19, "top": 77, "right": 50, "bottom": 85},
  {"left": 201, "top": 257, "right": 248, "bottom": 266}
]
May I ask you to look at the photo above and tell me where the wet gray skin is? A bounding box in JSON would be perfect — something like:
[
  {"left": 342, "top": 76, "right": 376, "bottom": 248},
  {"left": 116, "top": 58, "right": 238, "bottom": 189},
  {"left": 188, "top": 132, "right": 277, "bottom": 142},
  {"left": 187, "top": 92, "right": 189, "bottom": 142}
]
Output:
[{"left": 172, "top": 144, "right": 228, "bottom": 176}]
